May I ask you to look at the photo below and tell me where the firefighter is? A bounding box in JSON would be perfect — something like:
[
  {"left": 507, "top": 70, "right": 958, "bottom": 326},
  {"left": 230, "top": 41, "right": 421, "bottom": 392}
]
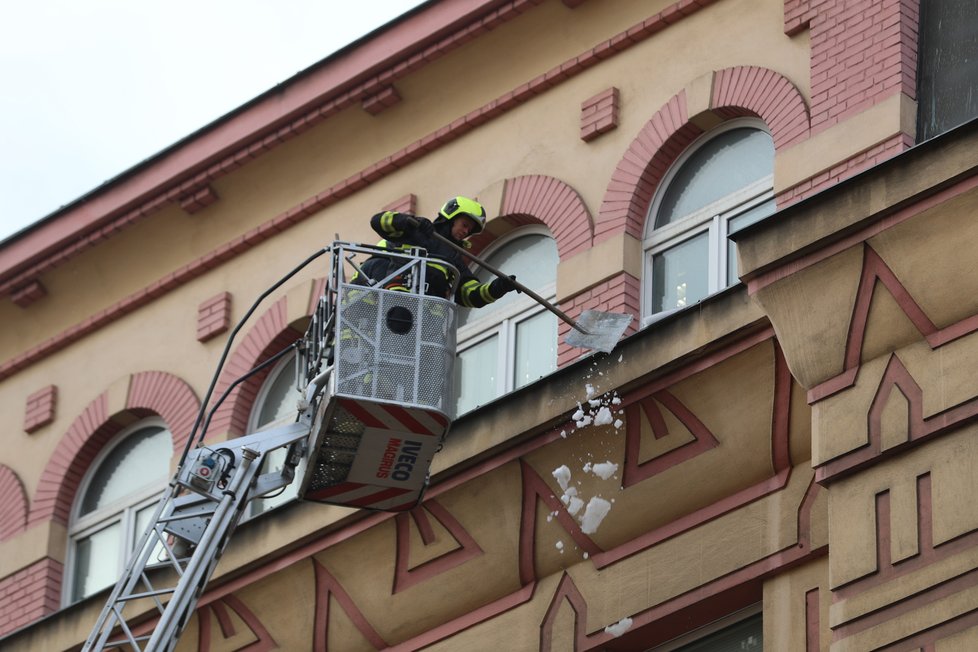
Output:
[{"left": 355, "top": 196, "right": 518, "bottom": 306}]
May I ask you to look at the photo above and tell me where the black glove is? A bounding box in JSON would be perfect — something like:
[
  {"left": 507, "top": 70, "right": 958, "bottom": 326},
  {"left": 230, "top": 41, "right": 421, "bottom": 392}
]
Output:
[
  {"left": 489, "top": 275, "right": 520, "bottom": 299},
  {"left": 413, "top": 217, "right": 435, "bottom": 236}
]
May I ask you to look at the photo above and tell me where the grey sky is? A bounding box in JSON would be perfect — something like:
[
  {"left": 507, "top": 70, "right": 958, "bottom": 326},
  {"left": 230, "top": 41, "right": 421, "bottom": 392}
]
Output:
[{"left": 0, "top": 0, "right": 426, "bottom": 243}]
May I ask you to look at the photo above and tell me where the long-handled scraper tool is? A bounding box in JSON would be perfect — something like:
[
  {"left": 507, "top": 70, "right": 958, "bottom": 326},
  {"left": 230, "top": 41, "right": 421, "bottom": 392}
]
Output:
[{"left": 424, "top": 226, "right": 632, "bottom": 353}]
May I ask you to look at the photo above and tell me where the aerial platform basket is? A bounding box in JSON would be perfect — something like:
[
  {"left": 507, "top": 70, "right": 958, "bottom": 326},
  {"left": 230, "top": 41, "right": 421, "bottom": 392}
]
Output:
[{"left": 298, "top": 242, "right": 458, "bottom": 512}]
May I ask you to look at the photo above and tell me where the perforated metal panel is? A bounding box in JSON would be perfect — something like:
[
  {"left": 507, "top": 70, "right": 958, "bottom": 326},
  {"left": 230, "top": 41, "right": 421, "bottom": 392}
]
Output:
[
  {"left": 305, "top": 404, "right": 363, "bottom": 492},
  {"left": 334, "top": 283, "right": 456, "bottom": 411}
]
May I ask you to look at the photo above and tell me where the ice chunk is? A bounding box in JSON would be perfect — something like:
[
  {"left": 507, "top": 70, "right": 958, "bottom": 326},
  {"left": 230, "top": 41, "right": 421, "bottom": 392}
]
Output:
[
  {"left": 552, "top": 465, "right": 571, "bottom": 492},
  {"left": 580, "top": 497, "right": 612, "bottom": 534},
  {"left": 593, "top": 406, "right": 614, "bottom": 426},
  {"left": 604, "top": 617, "right": 633, "bottom": 637},
  {"left": 591, "top": 461, "right": 619, "bottom": 480}
]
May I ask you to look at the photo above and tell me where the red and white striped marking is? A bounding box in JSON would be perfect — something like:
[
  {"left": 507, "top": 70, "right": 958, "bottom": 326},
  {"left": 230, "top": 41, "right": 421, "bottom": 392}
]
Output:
[{"left": 338, "top": 398, "right": 448, "bottom": 437}]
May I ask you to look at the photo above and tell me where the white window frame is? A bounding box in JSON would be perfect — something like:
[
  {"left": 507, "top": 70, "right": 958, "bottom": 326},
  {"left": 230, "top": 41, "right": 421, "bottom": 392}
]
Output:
[
  {"left": 64, "top": 417, "right": 171, "bottom": 605},
  {"left": 455, "top": 226, "right": 558, "bottom": 412},
  {"left": 641, "top": 119, "right": 775, "bottom": 327}
]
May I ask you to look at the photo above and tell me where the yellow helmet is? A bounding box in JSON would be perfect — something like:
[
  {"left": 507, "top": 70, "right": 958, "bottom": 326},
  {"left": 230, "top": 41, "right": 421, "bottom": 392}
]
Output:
[{"left": 438, "top": 196, "right": 486, "bottom": 235}]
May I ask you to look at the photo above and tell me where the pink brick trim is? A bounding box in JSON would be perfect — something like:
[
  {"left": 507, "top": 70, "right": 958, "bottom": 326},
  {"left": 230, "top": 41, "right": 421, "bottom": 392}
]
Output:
[
  {"left": 501, "top": 175, "right": 593, "bottom": 259},
  {"left": 29, "top": 372, "right": 198, "bottom": 527},
  {"left": 209, "top": 296, "right": 306, "bottom": 438},
  {"left": 0, "top": 464, "right": 28, "bottom": 542},
  {"left": 0, "top": 0, "right": 717, "bottom": 382},
  {"left": 10, "top": 279, "right": 47, "bottom": 307},
  {"left": 24, "top": 384, "right": 57, "bottom": 434},
  {"left": 788, "top": 0, "right": 919, "bottom": 136},
  {"left": 178, "top": 184, "right": 219, "bottom": 214},
  {"left": 384, "top": 193, "right": 417, "bottom": 214},
  {"left": 126, "top": 371, "right": 200, "bottom": 455},
  {"left": 580, "top": 87, "right": 620, "bottom": 142},
  {"left": 596, "top": 66, "right": 809, "bottom": 243},
  {"left": 197, "top": 291, "right": 232, "bottom": 342},
  {"left": 0, "top": 557, "right": 63, "bottom": 637},
  {"left": 557, "top": 272, "right": 639, "bottom": 366},
  {"left": 362, "top": 85, "right": 402, "bottom": 115},
  {"left": 595, "top": 90, "right": 699, "bottom": 243},
  {"left": 711, "top": 66, "right": 810, "bottom": 149}
]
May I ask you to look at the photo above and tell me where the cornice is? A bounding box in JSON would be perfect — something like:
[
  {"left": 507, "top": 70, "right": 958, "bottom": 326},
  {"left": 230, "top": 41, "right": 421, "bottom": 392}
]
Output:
[
  {"left": 0, "top": 0, "right": 543, "bottom": 296},
  {"left": 0, "top": 0, "right": 717, "bottom": 382}
]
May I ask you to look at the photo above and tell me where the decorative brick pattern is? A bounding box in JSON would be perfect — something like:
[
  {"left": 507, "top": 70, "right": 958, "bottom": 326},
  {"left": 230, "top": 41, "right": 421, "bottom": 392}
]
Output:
[
  {"left": 0, "top": 464, "right": 28, "bottom": 542},
  {"left": 10, "top": 279, "right": 47, "bottom": 308},
  {"left": 0, "top": 0, "right": 719, "bottom": 383},
  {"left": 558, "top": 272, "right": 640, "bottom": 366},
  {"left": 24, "top": 385, "right": 57, "bottom": 434},
  {"left": 384, "top": 193, "right": 417, "bottom": 215},
  {"left": 210, "top": 296, "right": 303, "bottom": 438},
  {"left": 197, "top": 291, "right": 232, "bottom": 342},
  {"left": 580, "top": 87, "right": 620, "bottom": 142},
  {"left": 785, "top": 0, "right": 919, "bottom": 135},
  {"left": 595, "top": 91, "right": 699, "bottom": 243},
  {"left": 363, "top": 86, "right": 402, "bottom": 115},
  {"left": 0, "top": 558, "right": 63, "bottom": 637},
  {"left": 711, "top": 66, "right": 810, "bottom": 149},
  {"left": 596, "top": 66, "right": 810, "bottom": 244},
  {"left": 500, "top": 175, "right": 594, "bottom": 258},
  {"left": 30, "top": 372, "right": 198, "bottom": 527},
  {"left": 178, "top": 184, "right": 219, "bottom": 214},
  {"left": 126, "top": 371, "right": 201, "bottom": 456}
]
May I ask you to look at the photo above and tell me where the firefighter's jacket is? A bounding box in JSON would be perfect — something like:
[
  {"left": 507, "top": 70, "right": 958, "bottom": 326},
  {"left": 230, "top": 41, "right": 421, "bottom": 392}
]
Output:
[{"left": 357, "top": 211, "right": 505, "bottom": 308}]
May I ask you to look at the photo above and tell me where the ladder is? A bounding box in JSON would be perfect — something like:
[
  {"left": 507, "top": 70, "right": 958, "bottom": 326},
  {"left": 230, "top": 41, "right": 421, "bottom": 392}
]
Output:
[{"left": 82, "top": 242, "right": 458, "bottom": 651}]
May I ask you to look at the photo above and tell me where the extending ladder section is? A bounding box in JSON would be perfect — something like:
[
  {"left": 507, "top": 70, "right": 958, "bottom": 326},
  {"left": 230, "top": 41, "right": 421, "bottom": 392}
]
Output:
[
  {"left": 81, "top": 418, "right": 314, "bottom": 652},
  {"left": 82, "top": 242, "right": 458, "bottom": 651}
]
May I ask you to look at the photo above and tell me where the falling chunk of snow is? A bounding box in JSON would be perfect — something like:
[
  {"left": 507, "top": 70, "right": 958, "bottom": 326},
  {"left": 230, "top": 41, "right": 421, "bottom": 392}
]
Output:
[
  {"left": 575, "top": 414, "right": 593, "bottom": 428},
  {"left": 582, "top": 552, "right": 589, "bottom": 559},
  {"left": 566, "top": 496, "right": 584, "bottom": 515},
  {"left": 560, "top": 430, "right": 567, "bottom": 438},
  {"left": 580, "top": 497, "right": 612, "bottom": 534},
  {"left": 585, "top": 383, "right": 597, "bottom": 399},
  {"left": 572, "top": 407, "right": 585, "bottom": 421},
  {"left": 593, "top": 406, "right": 614, "bottom": 426},
  {"left": 611, "top": 395, "right": 621, "bottom": 405},
  {"left": 591, "top": 461, "right": 619, "bottom": 480},
  {"left": 552, "top": 465, "right": 571, "bottom": 492},
  {"left": 588, "top": 398, "right": 602, "bottom": 408},
  {"left": 604, "top": 617, "right": 633, "bottom": 637},
  {"left": 618, "top": 354, "right": 623, "bottom": 362},
  {"left": 555, "top": 540, "right": 564, "bottom": 552},
  {"left": 582, "top": 462, "right": 592, "bottom": 473},
  {"left": 614, "top": 419, "right": 623, "bottom": 429}
]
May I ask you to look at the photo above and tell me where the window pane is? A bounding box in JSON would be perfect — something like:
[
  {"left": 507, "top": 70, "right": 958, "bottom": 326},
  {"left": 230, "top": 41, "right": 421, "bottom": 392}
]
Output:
[
  {"left": 655, "top": 128, "right": 774, "bottom": 229},
  {"left": 652, "top": 233, "right": 709, "bottom": 313},
  {"left": 454, "top": 336, "right": 499, "bottom": 414},
  {"left": 514, "top": 311, "right": 557, "bottom": 389},
  {"left": 71, "top": 522, "right": 121, "bottom": 602},
  {"left": 255, "top": 353, "right": 298, "bottom": 428},
  {"left": 726, "top": 198, "right": 776, "bottom": 284},
  {"left": 672, "top": 614, "right": 762, "bottom": 652},
  {"left": 80, "top": 426, "right": 172, "bottom": 516},
  {"left": 460, "top": 234, "right": 557, "bottom": 325}
]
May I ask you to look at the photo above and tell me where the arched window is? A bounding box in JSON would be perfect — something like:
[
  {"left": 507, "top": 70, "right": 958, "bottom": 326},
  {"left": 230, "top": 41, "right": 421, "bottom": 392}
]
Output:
[
  {"left": 454, "top": 229, "right": 559, "bottom": 415},
  {"left": 642, "top": 120, "right": 776, "bottom": 325},
  {"left": 66, "top": 419, "right": 172, "bottom": 603},
  {"left": 247, "top": 351, "right": 301, "bottom": 516}
]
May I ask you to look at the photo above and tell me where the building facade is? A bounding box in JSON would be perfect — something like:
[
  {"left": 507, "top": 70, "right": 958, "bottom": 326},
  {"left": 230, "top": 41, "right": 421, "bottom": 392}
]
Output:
[{"left": 2, "top": 0, "right": 977, "bottom": 649}]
